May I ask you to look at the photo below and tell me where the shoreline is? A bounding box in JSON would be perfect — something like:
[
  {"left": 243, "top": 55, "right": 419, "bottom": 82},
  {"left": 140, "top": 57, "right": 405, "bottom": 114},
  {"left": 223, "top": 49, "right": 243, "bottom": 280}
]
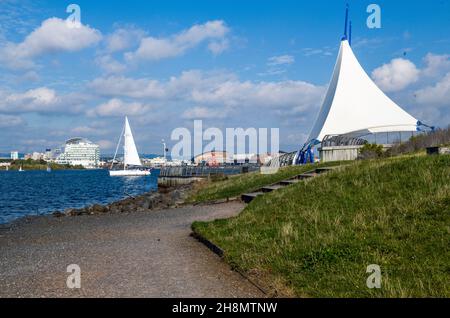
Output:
[
  {"left": 0, "top": 198, "right": 261, "bottom": 297},
  {"left": 0, "top": 183, "right": 193, "bottom": 230}
]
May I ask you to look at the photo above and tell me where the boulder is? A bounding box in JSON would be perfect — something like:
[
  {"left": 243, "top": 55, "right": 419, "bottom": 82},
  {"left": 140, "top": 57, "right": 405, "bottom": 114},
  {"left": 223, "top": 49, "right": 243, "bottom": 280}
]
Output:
[
  {"left": 91, "top": 204, "right": 108, "bottom": 214},
  {"left": 53, "top": 211, "right": 64, "bottom": 218}
]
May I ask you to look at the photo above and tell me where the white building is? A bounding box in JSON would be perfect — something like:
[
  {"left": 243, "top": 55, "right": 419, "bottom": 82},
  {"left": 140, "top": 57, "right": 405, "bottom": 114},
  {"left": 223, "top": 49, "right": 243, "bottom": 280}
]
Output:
[
  {"left": 56, "top": 138, "right": 100, "bottom": 168},
  {"left": 10, "top": 151, "right": 19, "bottom": 160}
]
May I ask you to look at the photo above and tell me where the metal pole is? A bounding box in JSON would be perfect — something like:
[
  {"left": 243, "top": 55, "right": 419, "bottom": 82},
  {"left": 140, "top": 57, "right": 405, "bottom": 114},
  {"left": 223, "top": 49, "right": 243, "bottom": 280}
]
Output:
[{"left": 162, "top": 140, "right": 166, "bottom": 160}]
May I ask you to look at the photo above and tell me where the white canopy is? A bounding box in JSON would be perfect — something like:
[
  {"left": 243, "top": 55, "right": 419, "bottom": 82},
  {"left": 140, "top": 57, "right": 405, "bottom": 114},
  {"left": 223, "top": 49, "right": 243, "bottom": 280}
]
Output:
[{"left": 308, "top": 40, "right": 418, "bottom": 142}]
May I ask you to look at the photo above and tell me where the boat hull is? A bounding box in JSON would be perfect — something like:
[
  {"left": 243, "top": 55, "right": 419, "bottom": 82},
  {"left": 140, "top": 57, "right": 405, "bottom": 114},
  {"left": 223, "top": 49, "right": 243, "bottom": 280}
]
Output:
[{"left": 109, "top": 169, "right": 151, "bottom": 177}]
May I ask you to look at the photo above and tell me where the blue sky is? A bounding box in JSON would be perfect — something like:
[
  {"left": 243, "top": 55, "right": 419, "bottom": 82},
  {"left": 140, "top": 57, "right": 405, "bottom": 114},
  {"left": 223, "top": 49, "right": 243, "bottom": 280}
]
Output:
[{"left": 0, "top": 0, "right": 449, "bottom": 154}]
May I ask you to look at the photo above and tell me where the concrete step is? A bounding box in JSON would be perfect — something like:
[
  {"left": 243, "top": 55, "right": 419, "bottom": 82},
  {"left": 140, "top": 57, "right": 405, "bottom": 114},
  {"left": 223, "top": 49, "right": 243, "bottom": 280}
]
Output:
[
  {"left": 241, "top": 192, "right": 264, "bottom": 203},
  {"left": 315, "top": 167, "right": 335, "bottom": 174},
  {"left": 261, "top": 184, "right": 286, "bottom": 193},
  {"left": 298, "top": 173, "right": 317, "bottom": 179},
  {"left": 241, "top": 166, "right": 338, "bottom": 204},
  {"left": 280, "top": 179, "right": 301, "bottom": 186}
]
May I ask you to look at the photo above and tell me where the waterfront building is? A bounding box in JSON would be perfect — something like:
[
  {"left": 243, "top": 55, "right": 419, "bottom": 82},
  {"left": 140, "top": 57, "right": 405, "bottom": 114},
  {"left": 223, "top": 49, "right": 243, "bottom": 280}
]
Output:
[
  {"left": 10, "top": 151, "right": 19, "bottom": 160},
  {"left": 143, "top": 157, "right": 189, "bottom": 167},
  {"left": 24, "top": 152, "right": 44, "bottom": 161},
  {"left": 233, "top": 153, "right": 257, "bottom": 164},
  {"left": 55, "top": 138, "right": 100, "bottom": 168},
  {"left": 193, "top": 151, "right": 231, "bottom": 166},
  {"left": 32, "top": 152, "right": 44, "bottom": 161}
]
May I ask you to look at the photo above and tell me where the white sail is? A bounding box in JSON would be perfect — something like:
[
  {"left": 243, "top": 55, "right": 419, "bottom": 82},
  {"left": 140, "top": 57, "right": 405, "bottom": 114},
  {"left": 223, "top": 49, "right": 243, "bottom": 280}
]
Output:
[
  {"left": 308, "top": 40, "right": 418, "bottom": 142},
  {"left": 124, "top": 116, "right": 142, "bottom": 167}
]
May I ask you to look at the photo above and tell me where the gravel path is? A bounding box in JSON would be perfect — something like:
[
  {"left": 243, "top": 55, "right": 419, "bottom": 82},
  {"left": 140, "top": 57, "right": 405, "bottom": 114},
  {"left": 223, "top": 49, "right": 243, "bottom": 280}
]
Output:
[{"left": 0, "top": 202, "right": 263, "bottom": 298}]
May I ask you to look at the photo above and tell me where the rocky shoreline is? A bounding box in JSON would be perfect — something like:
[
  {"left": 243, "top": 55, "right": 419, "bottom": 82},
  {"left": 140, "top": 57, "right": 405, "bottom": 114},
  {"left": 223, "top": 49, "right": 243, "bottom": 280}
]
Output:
[{"left": 52, "top": 184, "right": 193, "bottom": 218}]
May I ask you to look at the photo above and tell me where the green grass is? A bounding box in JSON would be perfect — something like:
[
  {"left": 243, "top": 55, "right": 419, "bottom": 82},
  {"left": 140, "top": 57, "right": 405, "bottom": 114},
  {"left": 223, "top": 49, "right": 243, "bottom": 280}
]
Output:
[
  {"left": 187, "top": 161, "right": 344, "bottom": 203},
  {"left": 192, "top": 155, "right": 450, "bottom": 297}
]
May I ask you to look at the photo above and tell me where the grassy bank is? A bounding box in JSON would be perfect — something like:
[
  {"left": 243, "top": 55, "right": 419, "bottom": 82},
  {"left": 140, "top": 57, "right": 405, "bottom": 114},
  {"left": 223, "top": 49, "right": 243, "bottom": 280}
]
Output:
[
  {"left": 192, "top": 155, "right": 450, "bottom": 297},
  {"left": 187, "top": 161, "right": 343, "bottom": 203}
]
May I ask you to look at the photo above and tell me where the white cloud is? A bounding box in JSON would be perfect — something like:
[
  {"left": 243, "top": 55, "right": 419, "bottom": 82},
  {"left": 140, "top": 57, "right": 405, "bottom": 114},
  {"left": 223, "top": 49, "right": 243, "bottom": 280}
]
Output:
[
  {"left": 208, "top": 39, "right": 230, "bottom": 55},
  {"left": 0, "top": 87, "right": 87, "bottom": 114},
  {"left": 190, "top": 78, "right": 324, "bottom": 111},
  {"left": 0, "top": 17, "right": 102, "bottom": 69},
  {"left": 125, "top": 20, "right": 229, "bottom": 62},
  {"left": 372, "top": 58, "right": 420, "bottom": 92},
  {"left": 71, "top": 126, "right": 101, "bottom": 135},
  {"left": 301, "top": 47, "right": 334, "bottom": 57},
  {"left": 95, "top": 55, "right": 127, "bottom": 74},
  {"left": 0, "top": 114, "right": 25, "bottom": 128},
  {"left": 415, "top": 72, "right": 450, "bottom": 106},
  {"left": 182, "top": 106, "right": 228, "bottom": 119},
  {"left": 422, "top": 53, "right": 450, "bottom": 77},
  {"left": 87, "top": 98, "right": 153, "bottom": 117},
  {"left": 2, "top": 87, "right": 58, "bottom": 112},
  {"left": 268, "top": 55, "right": 295, "bottom": 66},
  {"left": 88, "top": 70, "right": 325, "bottom": 113},
  {"left": 104, "top": 27, "right": 145, "bottom": 53},
  {"left": 89, "top": 76, "right": 167, "bottom": 99},
  {"left": 97, "top": 139, "right": 115, "bottom": 150}
]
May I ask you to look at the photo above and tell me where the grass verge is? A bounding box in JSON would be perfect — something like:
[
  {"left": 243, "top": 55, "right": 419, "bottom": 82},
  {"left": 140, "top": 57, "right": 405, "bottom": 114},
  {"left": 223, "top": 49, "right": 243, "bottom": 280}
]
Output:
[
  {"left": 192, "top": 155, "right": 450, "bottom": 297},
  {"left": 187, "top": 161, "right": 344, "bottom": 203}
]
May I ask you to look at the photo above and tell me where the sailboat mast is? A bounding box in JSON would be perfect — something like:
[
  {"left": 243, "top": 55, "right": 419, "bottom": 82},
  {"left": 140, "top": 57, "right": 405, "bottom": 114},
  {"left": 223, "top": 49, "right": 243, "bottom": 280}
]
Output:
[
  {"left": 111, "top": 123, "right": 125, "bottom": 170},
  {"left": 123, "top": 117, "right": 127, "bottom": 171}
]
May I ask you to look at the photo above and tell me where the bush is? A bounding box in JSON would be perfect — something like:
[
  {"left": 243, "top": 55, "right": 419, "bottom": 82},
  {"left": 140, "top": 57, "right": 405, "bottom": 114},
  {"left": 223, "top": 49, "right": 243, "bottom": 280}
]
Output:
[
  {"left": 358, "top": 143, "right": 384, "bottom": 160},
  {"left": 388, "top": 126, "right": 450, "bottom": 156},
  {"left": 209, "top": 174, "right": 228, "bottom": 182}
]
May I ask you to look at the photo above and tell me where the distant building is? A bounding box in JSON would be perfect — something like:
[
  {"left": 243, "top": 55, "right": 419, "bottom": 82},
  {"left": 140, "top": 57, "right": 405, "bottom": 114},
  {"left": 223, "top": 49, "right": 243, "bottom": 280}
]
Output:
[
  {"left": 193, "top": 151, "right": 231, "bottom": 166},
  {"left": 55, "top": 138, "right": 100, "bottom": 168},
  {"left": 32, "top": 152, "right": 44, "bottom": 160},
  {"left": 43, "top": 149, "right": 53, "bottom": 161},
  {"left": 10, "top": 151, "right": 19, "bottom": 160},
  {"left": 232, "top": 153, "right": 257, "bottom": 164}
]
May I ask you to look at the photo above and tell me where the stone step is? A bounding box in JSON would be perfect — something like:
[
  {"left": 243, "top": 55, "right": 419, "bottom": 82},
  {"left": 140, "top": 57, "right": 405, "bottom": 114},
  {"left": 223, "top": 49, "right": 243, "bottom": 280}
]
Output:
[
  {"left": 241, "top": 166, "right": 337, "bottom": 204},
  {"left": 261, "top": 184, "right": 286, "bottom": 193},
  {"left": 315, "top": 167, "right": 335, "bottom": 174},
  {"left": 280, "top": 179, "right": 301, "bottom": 186},
  {"left": 241, "top": 192, "right": 264, "bottom": 203},
  {"left": 298, "top": 173, "right": 317, "bottom": 179}
]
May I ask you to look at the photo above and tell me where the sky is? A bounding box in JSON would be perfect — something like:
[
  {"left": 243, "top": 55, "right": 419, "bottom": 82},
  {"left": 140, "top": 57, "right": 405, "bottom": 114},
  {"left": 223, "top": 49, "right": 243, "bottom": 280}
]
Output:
[{"left": 0, "top": 0, "right": 449, "bottom": 155}]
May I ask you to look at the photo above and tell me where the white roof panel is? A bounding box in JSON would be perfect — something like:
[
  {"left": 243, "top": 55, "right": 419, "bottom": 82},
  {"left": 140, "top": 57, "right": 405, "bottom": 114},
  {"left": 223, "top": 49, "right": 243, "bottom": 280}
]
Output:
[{"left": 308, "top": 40, "right": 418, "bottom": 142}]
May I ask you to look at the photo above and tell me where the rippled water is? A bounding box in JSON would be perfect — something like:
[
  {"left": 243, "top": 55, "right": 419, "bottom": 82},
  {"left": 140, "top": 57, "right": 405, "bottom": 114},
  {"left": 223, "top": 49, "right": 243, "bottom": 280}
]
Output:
[{"left": 0, "top": 169, "right": 159, "bottom": 224}]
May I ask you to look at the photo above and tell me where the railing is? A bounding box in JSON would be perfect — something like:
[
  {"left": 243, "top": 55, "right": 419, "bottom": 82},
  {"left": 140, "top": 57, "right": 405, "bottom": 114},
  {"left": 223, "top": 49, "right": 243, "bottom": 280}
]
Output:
[{"left": 158, "top": 165, "right": 260, "bottom": 178}]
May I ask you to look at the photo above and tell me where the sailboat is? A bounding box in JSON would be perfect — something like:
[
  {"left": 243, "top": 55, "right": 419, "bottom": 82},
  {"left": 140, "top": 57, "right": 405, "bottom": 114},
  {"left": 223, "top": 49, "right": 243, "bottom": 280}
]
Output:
[
  {"left": 19, "top": 166, "right": 24, "bottom": 172},
  {"left": 110, "top": 116, "right": 151, "bottom": 177}
]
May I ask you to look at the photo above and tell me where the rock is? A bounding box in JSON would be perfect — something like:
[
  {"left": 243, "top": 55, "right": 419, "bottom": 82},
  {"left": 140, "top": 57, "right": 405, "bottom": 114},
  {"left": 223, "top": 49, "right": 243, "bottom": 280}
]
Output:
[
  {"left": 53, "top": 211, "right": 64, "bottom": 218},
  {"left": 64, "top": 209, "right": 75, "bottom": 216},
  {"left": 91, "top": 204, "right": 108, "bottom": 214},
  {"left": 141, "top": 200, "right": 151, "bottom": 210},
  {"left": 53, "top": 184, "right": 193, "bottom": 218},
  {"left": 109, "top": 207, "right": 120, "bottom": 214}
]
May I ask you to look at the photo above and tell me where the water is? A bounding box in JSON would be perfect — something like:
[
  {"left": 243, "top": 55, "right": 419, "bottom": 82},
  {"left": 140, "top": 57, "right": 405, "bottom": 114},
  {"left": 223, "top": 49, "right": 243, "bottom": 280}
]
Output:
[{"left": 0, "top": 169, "right": 159, "bottom": 224}]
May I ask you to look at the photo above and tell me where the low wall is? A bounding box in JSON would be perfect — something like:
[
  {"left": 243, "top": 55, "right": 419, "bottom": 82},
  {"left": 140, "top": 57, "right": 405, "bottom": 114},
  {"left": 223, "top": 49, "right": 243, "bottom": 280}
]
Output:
[
  {"left": 319, "top": 145, "right": 363, "bottom": 162},
  {"left": 319, "top": 144, "right": 394, "bottom": 162},
  {"left": 157, "top": 177, "right": 204, "bottom": 187}
]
